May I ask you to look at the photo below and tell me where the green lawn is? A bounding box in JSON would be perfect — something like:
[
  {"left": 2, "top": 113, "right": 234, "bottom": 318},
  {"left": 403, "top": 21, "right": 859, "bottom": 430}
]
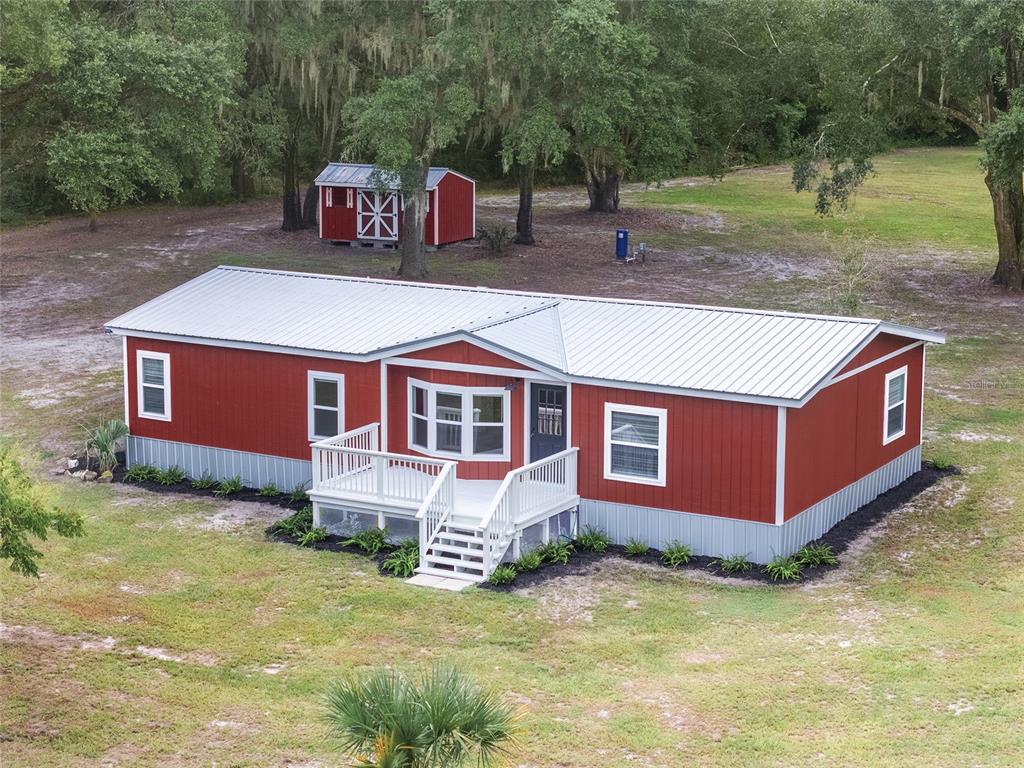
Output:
[
  {"left": 2, "top": 146, "right": 1022, "bottom": 767},
  {"left": 639, "top": 147, "right": 995, "bottom": 254}
]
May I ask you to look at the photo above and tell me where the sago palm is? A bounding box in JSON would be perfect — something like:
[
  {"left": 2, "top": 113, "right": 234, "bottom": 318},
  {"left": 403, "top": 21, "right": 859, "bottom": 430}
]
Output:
[{"left": 325, "top": 667, "right": 518, "bottom": 768}]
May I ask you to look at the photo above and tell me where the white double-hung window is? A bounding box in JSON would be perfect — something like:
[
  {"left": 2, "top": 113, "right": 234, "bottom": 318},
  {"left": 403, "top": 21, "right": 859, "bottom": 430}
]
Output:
[
  {"left": 883, "top": 366, "right": 908, "bottom": 444},
  {"left": 604, "top": 403, "right": 667, "bottom": 486},
  {"left": 308, "top": 371, "right": 345, "bottom": 440},
  {"left": 137, "top": 350, "right": 171, "bottom": 421},
  {"left": 409, "top": 378, "right": 509, "bottom": 460}
]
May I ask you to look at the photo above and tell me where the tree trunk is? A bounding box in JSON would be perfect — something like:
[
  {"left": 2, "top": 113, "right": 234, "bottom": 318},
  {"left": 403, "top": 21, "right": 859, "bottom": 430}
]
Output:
[
  {"left": 985, "top": 170, "right": 1024, "bottom": 290},
  {"left": 231, "top": 156, "right": 255, "bottom": 200},
  {"left": 398, "top": 162, "right": 429, "bottom": 279},
  {"left": 88, "top": 213, "right": 98, "bottom": 232},
  {"left": 281, "top": 132, "right": 303, "bottom": 232},
  {"left": 302, "top": 184, "right": 319, "bottom": 228},
  {"left": 586, "top": 168, "right": 621, "bottom": 213},
  {"left": 514, "top": 161, "right": 536, "bottom": 245}
]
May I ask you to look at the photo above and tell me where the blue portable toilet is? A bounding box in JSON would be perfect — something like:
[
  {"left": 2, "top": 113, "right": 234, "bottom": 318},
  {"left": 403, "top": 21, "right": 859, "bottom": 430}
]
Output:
[{"left": 615, "top": 228, "right": 629, "bottom": 260}]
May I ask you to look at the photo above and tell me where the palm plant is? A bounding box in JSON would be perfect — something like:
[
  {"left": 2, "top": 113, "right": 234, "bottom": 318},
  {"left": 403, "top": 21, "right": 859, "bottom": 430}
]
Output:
[
  {"left": 325, "top": 667, "right": 518, "bottom": 768},
  {"left": 83, "top": 419, "right": 129, "bottom": 473}
]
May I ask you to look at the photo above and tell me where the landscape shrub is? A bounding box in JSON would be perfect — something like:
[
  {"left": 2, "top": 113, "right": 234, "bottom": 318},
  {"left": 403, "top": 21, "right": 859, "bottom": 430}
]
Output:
[
  {"left": 269, "top": 506, "right": 314, "bottom": 537},
  {"left": 83, "top": 418, "right": 129, "bottom": 473},
  {"left": 191, "top": 471, "right": 216, "bottom": 490},
  {"left": 488, "top": 564, "right": 517, "bottom": 585},
  {"left": 257, "top": 483, "right": 280, "bottom": 497},
  {"left": 764, "top": 555, "right": 802, "bottom": 581},
  {"left": 299, "top": 527, "right": 327, "bottom": 546},
  {"left": 123, "top": 464, "right": 158, "bottom": 483},
  {"left": 343, "top": 527, "right": 389, "bottom": 555},
  {"left": 624, "top": 538, "right": 649, "bottom": 557},
  {"left": 289, "top": 484, "right": 308, "bottom": 504},
  {"left": 515, "top": 549, "right": 543, "bottom": 572},
  {"left": 575, "top": 526, "right": 612, "bottom": 553},
  {"left": 477, "top": 224, "right": 512, "bottom": 255},
  {"left": 214, "top": 475, "right": 243, "bottom": 496},
  {"left": 155, "top": 466, "right": 186, "bottom": 486},
  {"left": 381, "top": 540, "right": 419, "bottom": 577},
  {"left": 661, "top": 541, "right": 693, "bottom": 568},
  {"left": 714, "top": 554, "right": 753, "bottom": 574},
  {"left": 537, "top": 539, "right": 573, "bottom": 565},
  {"left": 795, "top": 543, "right": 838, "bottom": 568}
]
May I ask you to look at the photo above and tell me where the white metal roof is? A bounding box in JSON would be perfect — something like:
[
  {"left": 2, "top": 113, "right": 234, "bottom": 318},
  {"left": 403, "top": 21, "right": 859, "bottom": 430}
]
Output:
[
  {"left": 315, "top": 163, "right": 453, "bottom": 190},
  {"left": 107, "top": 266, "right": 944, "bottom": 406}
]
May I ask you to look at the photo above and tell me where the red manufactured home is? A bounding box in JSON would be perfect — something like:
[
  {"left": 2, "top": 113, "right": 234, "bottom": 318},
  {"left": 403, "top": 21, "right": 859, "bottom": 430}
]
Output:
[
  {"left": 316, "top": 163, "right": 475, "bottom": 247},
  {"left": 108, "top": 267, "right": 944, "bottom": 583}
]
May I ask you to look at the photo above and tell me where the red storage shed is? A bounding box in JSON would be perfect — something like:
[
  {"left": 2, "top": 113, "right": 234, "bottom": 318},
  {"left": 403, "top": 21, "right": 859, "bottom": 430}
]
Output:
[{"left": 315, "top": 163, "right": 475, "bottom": 247}]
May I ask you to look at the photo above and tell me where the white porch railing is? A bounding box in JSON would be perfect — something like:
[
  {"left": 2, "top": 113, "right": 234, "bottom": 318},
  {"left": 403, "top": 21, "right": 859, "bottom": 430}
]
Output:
[
  {"left": 311, "top": 423, "right": 452, "bottom": 506},
  {"left": 479, "top": 447, "right": 579, "bottom": 574},
  {"left": 415, "top": 463, "right": 457, "bottom": 561}
]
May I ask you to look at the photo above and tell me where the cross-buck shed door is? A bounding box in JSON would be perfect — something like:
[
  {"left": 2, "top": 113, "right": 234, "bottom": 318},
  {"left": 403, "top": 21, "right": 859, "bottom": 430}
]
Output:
[
  {"left": 356, "top": 190, "right": 399, "bottom": 241},
  {"left": 529, "top": 383, "right": 567, "bottom": 462}
]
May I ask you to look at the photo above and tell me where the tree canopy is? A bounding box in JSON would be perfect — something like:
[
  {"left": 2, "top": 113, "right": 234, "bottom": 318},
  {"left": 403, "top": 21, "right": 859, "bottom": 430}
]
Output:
[{"left": 2, "top": 0, "right": 1021, "bottom": 288}]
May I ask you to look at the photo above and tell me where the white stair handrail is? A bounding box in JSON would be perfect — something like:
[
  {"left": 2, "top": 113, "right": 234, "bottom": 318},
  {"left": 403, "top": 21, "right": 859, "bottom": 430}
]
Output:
[
  {"left": 478, "top": 447, "right": 579, "bottom": 574},
  {"left": 415, "top": 462, "right": 457, "bottom": 561}
]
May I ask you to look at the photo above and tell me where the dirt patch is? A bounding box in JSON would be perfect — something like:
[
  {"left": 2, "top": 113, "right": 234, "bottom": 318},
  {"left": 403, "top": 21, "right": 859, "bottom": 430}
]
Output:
[{"left": 0, "top": 623, "right": 219, "bottom": 667}]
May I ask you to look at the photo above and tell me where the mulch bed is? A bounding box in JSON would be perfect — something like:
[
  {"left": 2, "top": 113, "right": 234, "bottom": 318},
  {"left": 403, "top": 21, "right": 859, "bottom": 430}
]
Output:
[
  {"left": 481, "top": 461, "right": 958, "bottom": 591},
  {"left": 76, "top": 452, "right": 956, "bottom": 588},
  {"left": 265, "top": 530, "right": 407, "bottom": 578}
]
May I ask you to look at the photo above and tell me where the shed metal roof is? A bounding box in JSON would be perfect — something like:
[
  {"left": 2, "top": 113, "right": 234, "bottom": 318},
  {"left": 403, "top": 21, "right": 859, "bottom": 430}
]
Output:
[
  {"left": 315, "top": 163, "right": 451, "bottom": 190},
  {"left": 107, "top": 266, "right": 944, "bottom": 405}
]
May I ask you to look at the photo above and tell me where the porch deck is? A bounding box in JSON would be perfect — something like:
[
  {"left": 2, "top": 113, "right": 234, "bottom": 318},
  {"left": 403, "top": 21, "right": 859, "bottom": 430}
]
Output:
[
  {"left": 317, "top": 466, "right": 500, "bottom": 523},
  {"left": 309, "top": 423, "right": 579, "bottom": 583}
]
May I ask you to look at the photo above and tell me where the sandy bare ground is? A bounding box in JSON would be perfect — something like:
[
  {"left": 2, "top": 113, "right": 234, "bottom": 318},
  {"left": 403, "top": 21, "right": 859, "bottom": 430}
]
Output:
[{"left": 3, "top": 189, "right": 1022, "bottom": 456}]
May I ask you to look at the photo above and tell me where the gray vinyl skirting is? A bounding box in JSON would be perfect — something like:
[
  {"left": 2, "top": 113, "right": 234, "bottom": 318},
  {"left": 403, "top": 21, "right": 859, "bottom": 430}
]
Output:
[
  {"left": 128, "top": 436, "right": 919, "bottom": 562},
  {"left": 579, "top": 445, "right": 922, "bottom": 563},
  {"left": 126, "top": 436, "right": 312, "bottom": 491}
]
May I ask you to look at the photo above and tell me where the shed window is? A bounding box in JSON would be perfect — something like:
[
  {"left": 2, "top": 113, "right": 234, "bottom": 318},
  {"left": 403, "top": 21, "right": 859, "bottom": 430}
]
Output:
[
  {"left": 308, "top": 372, "right": 344, "bottom": 440},
  {"left": 137, "top": 351, "right": 171, "bottom": 421},
  {"left": 604, "top": 403, "right": 667, "bottom": 486},
  {"left": 408, "top": 378, "right": 509, "bottom": 460},
  {"left": 346, "top": 188, "right": 354, "bottom": 207},
  {"left": 325, "top": 187, "right": 333, "bottom": 208},
  {"left": 883, "top": 366, "right": 907, "bottom": 444}
]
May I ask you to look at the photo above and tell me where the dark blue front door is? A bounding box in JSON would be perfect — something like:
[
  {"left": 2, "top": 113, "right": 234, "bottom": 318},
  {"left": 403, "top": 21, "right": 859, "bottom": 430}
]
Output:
[{"left": 529, "top": 384, "right": 567, "bottom": 462}]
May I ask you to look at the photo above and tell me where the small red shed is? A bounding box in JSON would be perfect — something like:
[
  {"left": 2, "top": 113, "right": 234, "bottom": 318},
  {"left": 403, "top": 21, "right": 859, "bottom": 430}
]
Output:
[{"left": 315, "top": 163, "right": 476, "bottom": 247}]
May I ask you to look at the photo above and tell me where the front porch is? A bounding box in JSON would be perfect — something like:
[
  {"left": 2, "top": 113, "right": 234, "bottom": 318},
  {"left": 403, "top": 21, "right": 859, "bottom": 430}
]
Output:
[{"left": 308, "top": 424, "right": 579, "bottom": 582}]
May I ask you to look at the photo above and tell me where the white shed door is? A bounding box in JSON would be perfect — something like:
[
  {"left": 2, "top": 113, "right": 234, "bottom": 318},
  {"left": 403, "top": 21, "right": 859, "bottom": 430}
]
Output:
[{"left": 356, "top": 190, "right": 399, "bottom": 241}]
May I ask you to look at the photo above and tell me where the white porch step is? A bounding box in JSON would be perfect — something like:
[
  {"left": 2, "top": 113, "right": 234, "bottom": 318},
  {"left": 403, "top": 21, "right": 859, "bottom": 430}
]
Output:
[
  {"left": 428, "top": 542, "right": 484, "bottom": 557},
  {"left": 414, "top": 565, "right": 486, "bottom": 583},
  {"left": 424, "top": 553, "right": 486, "bottom": 571},
  {"left": 430, "top": 536, "right": 481, "bottom": 548}
]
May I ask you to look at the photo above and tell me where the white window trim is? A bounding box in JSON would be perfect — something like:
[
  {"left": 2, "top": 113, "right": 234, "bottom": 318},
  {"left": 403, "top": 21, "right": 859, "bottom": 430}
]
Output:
[
  {"left": 308, "top": 371, "right": 345, "bottom": 441},
  {"left": 883, "top": 365, "right": 908, "bottom": 445},
  {"left": 603, "top": 402, "right": 667, "bottom": 487},
  {"left": 136, "top": 350, "right": 171, "bottom": 421},
  {"left": 408, "top": 377, "right": 511, "bottom": 461},
  {"left": 325, "top": 187, "right": 333, "bottom": 208}
]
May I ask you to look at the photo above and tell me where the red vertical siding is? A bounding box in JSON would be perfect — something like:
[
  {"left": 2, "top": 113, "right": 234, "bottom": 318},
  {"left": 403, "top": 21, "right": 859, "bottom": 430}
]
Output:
[
  {"left": 785, "top": 345, "right": 923, "bottom": 518},
  {"left": 126, "top": 338, "right": 380, "bottom": 461},
  {"left": 320, "top": 186, "right": 358, "bottom": 241},
  {"left": 386, "top": 365, "right": 524, "bottom": 480},
  {"left": 570, "top": 385, "right": 778, "bottom": 523},
  {"left": 436, "top": 172, "right": 475, "bottom": 244},
  {"left": 400, "top": 341, "right": 531, "bottom": 369},
  {"left": 838, "top": 332, "right": 917, "bottom": 375}
]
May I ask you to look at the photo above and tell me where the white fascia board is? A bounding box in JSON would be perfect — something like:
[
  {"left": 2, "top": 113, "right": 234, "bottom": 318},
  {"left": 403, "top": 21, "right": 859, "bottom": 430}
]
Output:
[{"left": 104, "top": 328, "right": 369, "bottom": 362}]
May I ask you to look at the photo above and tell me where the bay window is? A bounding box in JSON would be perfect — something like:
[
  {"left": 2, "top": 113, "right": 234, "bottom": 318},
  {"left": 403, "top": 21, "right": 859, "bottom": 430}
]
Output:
[{"left": 408, "top": 378, "right": 509, "bottom": 460}]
